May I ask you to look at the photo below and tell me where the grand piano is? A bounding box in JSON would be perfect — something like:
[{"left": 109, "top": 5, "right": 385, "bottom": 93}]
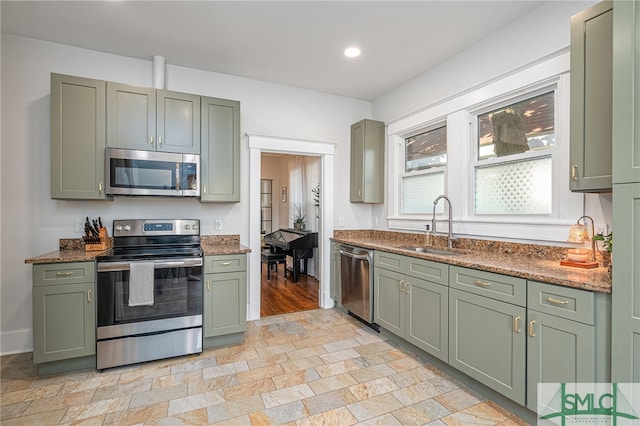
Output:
[{"left": 264, "top": 228, "right": 318, "bottom": 283}]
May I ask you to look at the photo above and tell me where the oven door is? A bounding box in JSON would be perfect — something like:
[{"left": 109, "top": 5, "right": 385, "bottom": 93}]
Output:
[{"left": 96, "top": 257, "right": 203, "bottom": 333}]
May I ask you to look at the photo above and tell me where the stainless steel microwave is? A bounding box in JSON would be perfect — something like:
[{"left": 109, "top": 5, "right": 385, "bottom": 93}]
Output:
[{"left": 106, "top": 148, "right": 200, "bottom": 197}]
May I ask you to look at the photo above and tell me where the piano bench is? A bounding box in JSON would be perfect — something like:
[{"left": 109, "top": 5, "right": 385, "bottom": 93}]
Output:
[{"left": 261, "top": 251, "right": 287, "bottom": 280}]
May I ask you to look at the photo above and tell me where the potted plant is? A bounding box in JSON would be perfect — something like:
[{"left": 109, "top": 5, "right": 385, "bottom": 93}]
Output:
[
  {"left": 291, "top": 204, "right": 306, "bottom": 230},
  {"left": 594, "top": 231, "right": 613, "bottom": 276}
]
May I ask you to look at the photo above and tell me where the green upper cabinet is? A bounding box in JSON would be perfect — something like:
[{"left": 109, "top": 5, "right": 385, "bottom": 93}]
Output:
[
  {"left": 612, "top": 0, "right": 640, "bottom": 184},
  {"left": 200, "top": 96, "right": 241, "bottom": 202},
  {"left": 50, "top": 73, "right": 108, "bottom": 200},
  {"left": 570, "top": 0, "right": 613, "bottom": 192},
  {"left": 350, "top": 119, "right": 385, "bottom": 203},
  {"left": 107, "top": 82, "right": 200, "bottom": 154}
]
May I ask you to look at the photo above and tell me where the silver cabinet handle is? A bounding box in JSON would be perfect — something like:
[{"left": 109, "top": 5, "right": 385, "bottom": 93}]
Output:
[
  {"left": 221, "top": 261, "right": 232, "bottom": 266},
  {"left": 176, "top": 163, "right": 180, "bottom": 190},
  {"left": 87, "top": 290, "right": 92, "bottom": 303},
  {"left": 529, "top": 320, "right": 535, "bottom": 337},
  {"left": 159, "top": 136, "right": 163, "bottom": 145},
  {"left": 203, "top": 186, "right": 207, "bottom": 194},
  {"left": 547, "top": 296, "right": 569, "bottom": 305},
  {"left": 206, "top": 280, "right": 210, "bottom": 291},
  {"left": 513, "top": 316, "right": 521, "bottom": 333},
  {"left": 150, "top": 135, "right": 154, "bottom": 145},
  {"left": 57, "top": 271, "right": 73, "bottom": 276},
  {"left": 571, "top": 164, "right": 578, "bottom": 181},
  {"left": 99, "top": 182, "right": 103, "bottom": 193},
  {"left": 475, "top": 280, "right": 490, "bottom": 287}
]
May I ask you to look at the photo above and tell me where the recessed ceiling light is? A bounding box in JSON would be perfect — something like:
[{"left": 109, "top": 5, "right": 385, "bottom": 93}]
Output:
[{"left": 344, "top": 47, "right": 361, "bottom": 58}]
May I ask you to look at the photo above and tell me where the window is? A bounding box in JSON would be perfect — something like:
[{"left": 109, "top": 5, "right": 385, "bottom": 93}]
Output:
[
  {"left": 400, "top": 125, "right": 446, "bottom": 214},
  {"left": 473, "top": 91, "right": 555, "bottom": 215}
]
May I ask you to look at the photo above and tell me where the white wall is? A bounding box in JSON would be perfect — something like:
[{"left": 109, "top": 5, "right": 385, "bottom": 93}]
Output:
[
  {"left": 370, "top": 0, "right": 612, "bottom": 234},
  {"left": 0, "top": 34, "right": 371, "bottom": 354}
]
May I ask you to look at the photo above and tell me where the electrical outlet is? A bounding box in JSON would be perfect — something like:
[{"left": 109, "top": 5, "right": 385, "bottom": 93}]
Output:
[
  {"left": 74, "top": 218, "right": 84, "bottom": 233},
  {"left": 339, "top": 217, "right": 345, "bottom": 227},
  {"left": 214, "top": 219, "right": 222, "bottom": 230},
  {"left": 595, "top": 223, "right": 608, "bottom": 236}
]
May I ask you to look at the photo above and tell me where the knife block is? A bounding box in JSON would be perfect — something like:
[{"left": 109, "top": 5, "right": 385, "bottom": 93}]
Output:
[{"left": 85, "top": 227, "right": 112, "bottom": 252}]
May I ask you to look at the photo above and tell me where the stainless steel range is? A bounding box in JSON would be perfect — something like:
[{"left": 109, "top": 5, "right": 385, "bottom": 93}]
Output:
[{"left": 95, "top": 219, "right": 203, "bottom": 370}]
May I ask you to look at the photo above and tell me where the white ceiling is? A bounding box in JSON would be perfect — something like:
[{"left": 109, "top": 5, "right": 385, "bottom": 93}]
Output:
[{"left": 1, "top": 1, "right": 545, "bottom": 101}]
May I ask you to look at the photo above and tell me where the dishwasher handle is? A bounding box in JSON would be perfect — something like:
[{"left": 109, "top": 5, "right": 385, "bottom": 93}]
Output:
[{"left": 339, "top": 250, "right": 370, "bottom": 261}]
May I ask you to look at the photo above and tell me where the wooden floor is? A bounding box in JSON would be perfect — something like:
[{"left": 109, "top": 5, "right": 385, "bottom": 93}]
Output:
[{"left": 260, "top": 261, "right": 319, "bottom": 317}]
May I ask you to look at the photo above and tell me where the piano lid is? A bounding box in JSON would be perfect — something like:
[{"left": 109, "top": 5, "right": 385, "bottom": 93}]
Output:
[{"left": 265, "top": 229, "right": 309, "bottom": 243}]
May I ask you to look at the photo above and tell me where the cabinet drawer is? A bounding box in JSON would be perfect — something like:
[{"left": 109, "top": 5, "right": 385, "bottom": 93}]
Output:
[
  {"left": 374, "top": 251, "right": 405, "bottom": 273},
  {"left": 406, "top": 257, "right": 448, "bottom": 286},
  {"left": 32, "top": 262, "right": 95, "bottom": 287},
  {"left": 204, "top": 254, "right": 246, "bottom": 273},
  {"left": 449, "top": 266, "right": 526, "bottom": 307},
  {"left": 527, "top": 281, "right": 595, "bottom": 325}
]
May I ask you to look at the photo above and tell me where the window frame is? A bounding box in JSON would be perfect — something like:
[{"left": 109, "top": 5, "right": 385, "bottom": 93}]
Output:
[
  {"left": 386, "top": 51, "right": 583, "bottom": 242},
  {"left": 399, "top": 122, "right": 448, "bottom": 216},
  {"left": 470, "top": 85, "right": 559, "bottom": 218}
]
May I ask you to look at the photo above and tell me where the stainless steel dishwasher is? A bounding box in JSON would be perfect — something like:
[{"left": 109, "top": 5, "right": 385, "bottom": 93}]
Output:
[{"left": 340, "top": 244, "right": 378, "bottom": 330}]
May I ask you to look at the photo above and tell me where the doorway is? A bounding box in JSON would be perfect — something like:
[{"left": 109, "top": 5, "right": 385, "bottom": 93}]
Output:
[
  {"left": 247, "top": 134, "right": 336, "bottom": 321},
  {"left": 260, "top": 153, "right": 320, "bottom": 317}
]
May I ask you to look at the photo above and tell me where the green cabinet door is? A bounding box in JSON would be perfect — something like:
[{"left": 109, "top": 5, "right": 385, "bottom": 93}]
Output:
[
  {"left": 204, "top": 271, "right": 247, "bottom": 337},
  {"left": 200, "top": 96, "right": 241, "bottom": 202},
  {"left": 32, "top": 276, "right": 96, "bottom": 364},
  {"left": 50, "top": 73, "right": 108, "bottom": 200},
  {"left": 613, "top": 0, "right": 640, "bottom": 184},
  {"left": 373, "top": 266, "right": 404, "bottom": 336},
  {"left": 107, "top": 83, "right": 200, "bottom": 154},
  {"left": 612, "top": 183, "right": 640, "bottom": 382},
  {"left": 449, "top": 288, "right": 526, "bottom": 405},
  {"left": 107, "top": 82, "right": 156, "bottom": 151},
  {"left": 405, "top": 278, "right": 448, "bottom": 362},
  {"left": 526, "top": 310, "right": 595, "bottom": 411},
  {"left": 156, "top": 90, "right": 200, "bottom": 154},
  {"left": 330, "top": 243, "right": 342, "bottom": 306},
  {"left": 570, "top": 0, "right": 613, "bottom": 192},
  {"left": 350, "top": 119, "right": 385, "bottom": 203}
]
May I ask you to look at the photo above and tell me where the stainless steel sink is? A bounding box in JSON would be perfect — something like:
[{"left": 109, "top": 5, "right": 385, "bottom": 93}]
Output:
[{"left": 399, "top": 246, "right": 464, "bottom": 256}]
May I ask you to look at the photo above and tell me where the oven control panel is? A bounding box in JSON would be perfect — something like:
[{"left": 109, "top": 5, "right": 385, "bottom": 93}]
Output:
[{"left": 113, "top": 219, "right": 200, "bottom": 237}]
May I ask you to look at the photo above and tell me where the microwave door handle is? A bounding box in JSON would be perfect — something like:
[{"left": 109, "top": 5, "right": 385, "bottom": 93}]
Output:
[{"left": 176, "top": 163, "right": 181, "bottom": 191}]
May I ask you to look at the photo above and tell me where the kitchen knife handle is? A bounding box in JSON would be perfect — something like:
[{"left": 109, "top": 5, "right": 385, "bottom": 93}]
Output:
[{"left": 87, "top": 290, "right": 92, "bottom": 303}]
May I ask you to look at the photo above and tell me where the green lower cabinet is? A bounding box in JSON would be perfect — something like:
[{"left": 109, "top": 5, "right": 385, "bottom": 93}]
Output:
[
  {"left": 526, "top": 310, "right": 595, "bottom": 411},
  {"left": 203, "top": 254, "right": 247, "bottom": 340},
  {"left": 32, "top": 263, "right": 96, "bottom": 364},
  {"left": 374, "top": 251, "right": 448, "bottom": 362},
  {"left": 449, "top": 288, "right": 526, "bottom": 405},
  {"left": 374, "top": 266, "right": 404, "bottom": 336},
  {"left": 405, "top": 277, "right": 448, "bottom": 361},
  {"left": 330, "top": 243, "right": 341, "bottom": 307}
]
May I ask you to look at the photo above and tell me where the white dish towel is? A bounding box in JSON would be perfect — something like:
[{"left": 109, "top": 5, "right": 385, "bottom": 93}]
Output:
[{"left": 128, "top": 262, "right": 155, "bottom": 307}]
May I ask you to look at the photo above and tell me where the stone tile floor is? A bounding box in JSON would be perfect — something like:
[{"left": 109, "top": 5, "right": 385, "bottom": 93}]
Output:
[{"left": 1, "top": 309, "right": 531, "bottom": 425}]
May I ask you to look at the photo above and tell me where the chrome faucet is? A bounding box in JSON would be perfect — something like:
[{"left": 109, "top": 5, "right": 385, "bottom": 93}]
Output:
[{"left": 432, "top": 195, "right": 456, "bottom": 249}]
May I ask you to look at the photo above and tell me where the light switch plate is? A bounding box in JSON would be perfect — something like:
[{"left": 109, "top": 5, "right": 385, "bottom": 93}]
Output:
[{"left": 214, "top": 219, "right": 222, "bottom": 230}]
